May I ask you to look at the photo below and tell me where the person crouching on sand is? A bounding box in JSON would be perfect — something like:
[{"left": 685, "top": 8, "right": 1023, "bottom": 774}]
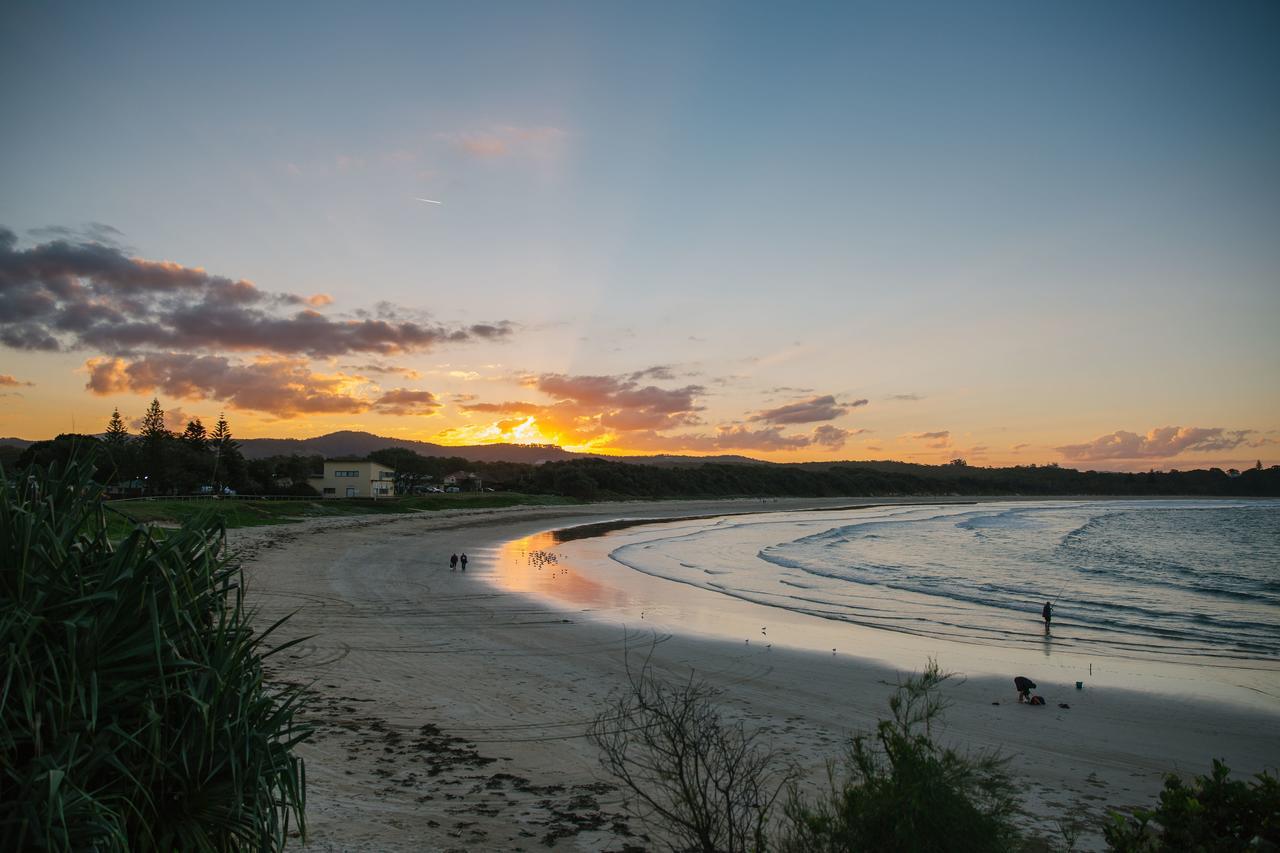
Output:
[{"left": 1014, "top": 675, "right": 1036, "bottom": 703}]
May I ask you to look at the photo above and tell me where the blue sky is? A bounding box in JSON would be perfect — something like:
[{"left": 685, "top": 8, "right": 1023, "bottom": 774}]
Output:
[{"left": 2, "top": 1, "right": 1277, "bottom": 468}]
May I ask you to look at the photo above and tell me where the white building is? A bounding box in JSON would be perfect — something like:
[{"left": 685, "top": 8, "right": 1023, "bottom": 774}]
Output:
[{"left": 308, "top": 459, "right": 396, "bottom": 498}]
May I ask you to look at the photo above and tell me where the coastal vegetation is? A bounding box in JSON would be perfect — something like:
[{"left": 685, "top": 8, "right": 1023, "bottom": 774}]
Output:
[
  {"left": 0, "top": 457, "right": 309, "bottom": 850},
  {"left": 593, "top": 661, "right": 1026, "bottom": 852},
  {"left": 1104, "top": 760, "right": 1279, "bottom": 851},
  {"left": 593, "top": 661, "right": 1276, "bottom": 852}
]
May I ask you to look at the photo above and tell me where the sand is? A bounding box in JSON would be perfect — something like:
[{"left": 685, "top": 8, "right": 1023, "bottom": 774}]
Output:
[{"left": 235, "top": 499, "right": 1280, "bottom": 852}]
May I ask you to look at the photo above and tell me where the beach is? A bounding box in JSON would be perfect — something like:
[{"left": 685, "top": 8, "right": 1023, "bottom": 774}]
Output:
[{"left": 237, "top": 500, "right": 1280, "bottom": 852}]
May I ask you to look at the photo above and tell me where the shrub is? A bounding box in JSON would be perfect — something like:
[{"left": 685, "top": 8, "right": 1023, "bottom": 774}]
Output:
[
  {"left": 1104, "top": 759, "right": 1280, "bottom": 851},
  {"left": 589, "top": 652, "right": 796, "bottom": 852},
  {"left": 0, "top": 455, "right": 310, "bottom": 851},
  {"left": 780, "top": 662, "right": 1024, "bottom": 853}
]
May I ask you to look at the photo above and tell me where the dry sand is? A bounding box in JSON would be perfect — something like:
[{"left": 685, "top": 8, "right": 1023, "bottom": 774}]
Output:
[{"left": 236, "top": 500, "right": 1280, "bottom": 852}]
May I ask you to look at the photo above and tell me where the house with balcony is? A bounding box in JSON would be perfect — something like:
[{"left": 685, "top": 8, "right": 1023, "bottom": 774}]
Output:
[
  {"left": 308, "top": 459, "right": 396, "bottom": 498},
  {"left": 442, "top": 470, "right": 482, "bottom": 492}
]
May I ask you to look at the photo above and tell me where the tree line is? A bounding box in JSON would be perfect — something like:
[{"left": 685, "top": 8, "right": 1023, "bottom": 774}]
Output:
[
  {"left": 7, "top": 400, "right": 320, "bottom": 497},
  {"left": 6, "top": 402, "right": 1278, "bottom": 499}
]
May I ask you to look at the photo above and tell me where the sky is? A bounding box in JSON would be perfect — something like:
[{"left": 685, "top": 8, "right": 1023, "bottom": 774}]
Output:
[{"left": 2, "top": 1, "right": 1277, "bottom": 471}]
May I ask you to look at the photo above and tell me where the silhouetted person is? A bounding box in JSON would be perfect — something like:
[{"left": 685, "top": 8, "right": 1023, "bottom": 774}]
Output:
[
  {"left": 460, "top": 553, "right": 468, "bottom": 571},
  {"left": 1042, "top": 600, "right": 1053, "bottom": 629},
  {"left": 450, "top": 553, "right": 458, "bottom": 571},
  {"left": 1014, "top": 676, "right": 1036, "bottom": 703}
]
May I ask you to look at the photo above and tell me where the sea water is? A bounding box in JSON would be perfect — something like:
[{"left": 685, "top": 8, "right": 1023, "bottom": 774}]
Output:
[{"left": 602, "top": 500, "right": 1280, "bottom": 665}]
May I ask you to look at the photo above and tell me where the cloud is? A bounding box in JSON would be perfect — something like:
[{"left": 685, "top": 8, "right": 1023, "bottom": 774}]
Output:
[
  {"left": 628, "top": 365, "right": 676, "bottom": 382},
  {"left": 0, "top": 374, "right": 33, "bottom": 387},
  {"left": 1056, "top": 427, "right": 1253, "bottom": 461},
  {"left": 748, "top": 394, "right": 867, "bottom": 425},
  {"left": 889, "top": 393, "right": 924, "bottom": 401},
  {"left": 85, "top": 353, "right": 382, "bottom": 419},
  {"left": 904, "top": 430, "right": 952, "bottom": 449},
  {"left": 0, "top": 226, "right": 514, "bottom": 357},
  {"left": 1012, "top": 443, "right": 1030, "bottom": 451},
  {"left": 128, "top": 405, "right": 204, "bottom": 433},
  {"left": 619, "top": 422, "right": 855, "bottom": 454},
  {"left": 343, "top": 362, "right": 423, "bottom": 379},
  {"left": 370, "top": 389, "right": 441, "bottom": 416},
  {"left": 445, "top": 126, "right": 567, "bottom": 159},
  {"left": 812, "top": 425, "right": 853, "bottom": 449}
]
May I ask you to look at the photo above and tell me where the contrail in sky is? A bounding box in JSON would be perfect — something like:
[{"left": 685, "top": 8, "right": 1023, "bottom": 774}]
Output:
[{"left": 415, "top": 197, "right": 443, "bottom": 204}]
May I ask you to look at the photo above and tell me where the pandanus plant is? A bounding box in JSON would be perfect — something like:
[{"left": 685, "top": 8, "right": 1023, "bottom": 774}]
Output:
[{"left": 1, "top": 452, "right": 310, "bottom": 851}]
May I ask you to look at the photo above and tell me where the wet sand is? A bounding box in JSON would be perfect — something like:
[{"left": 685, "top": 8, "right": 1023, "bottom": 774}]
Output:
[{"left": 236, "top": 499, "right": 1280, "bottom": 852}]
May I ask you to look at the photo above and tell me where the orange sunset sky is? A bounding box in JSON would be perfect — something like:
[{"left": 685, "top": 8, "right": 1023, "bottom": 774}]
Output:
[{"left": 2, "top": 3, "right": 1277, "bottom": 472}]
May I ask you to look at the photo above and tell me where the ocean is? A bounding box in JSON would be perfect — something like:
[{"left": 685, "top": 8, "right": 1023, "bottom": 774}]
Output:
[{"left": 601, "top": 500, "right": 1280, "bottom": 666}]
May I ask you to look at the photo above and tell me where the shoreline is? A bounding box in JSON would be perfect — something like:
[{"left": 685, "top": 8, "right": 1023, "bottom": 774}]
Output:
[{"left": 236, "top": 498, "right": 1280, "bottom": 852}]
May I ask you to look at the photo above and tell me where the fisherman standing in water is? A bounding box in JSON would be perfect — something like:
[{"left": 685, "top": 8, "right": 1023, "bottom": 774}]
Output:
[{"left": 1042, "top": 600, "right": 1053, "bottom": 630}]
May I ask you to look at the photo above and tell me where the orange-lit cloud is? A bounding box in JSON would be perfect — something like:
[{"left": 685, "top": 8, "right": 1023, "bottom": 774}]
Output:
[
  {"left": 0, "top": 374, "right": 33, "bottom": 387},
  {"left": 1057, "top": 426, "right": 1252, "bottom": 461},
  {"left": 85, "top": 353, "right": 393, "bottom": 419}
]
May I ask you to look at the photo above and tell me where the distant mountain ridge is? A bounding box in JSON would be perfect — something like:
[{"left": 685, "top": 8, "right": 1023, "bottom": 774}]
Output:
[
  {"left": 0, "top": 429, "right": 766, "bottom": 466},
  {"left": 233, "top": 431, "right": 580, "bottom": 463}
]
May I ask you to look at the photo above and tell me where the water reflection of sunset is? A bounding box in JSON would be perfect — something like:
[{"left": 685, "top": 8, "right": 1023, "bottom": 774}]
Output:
[{"left": 496, "top": 530, "right": 634, "bottom": 610}]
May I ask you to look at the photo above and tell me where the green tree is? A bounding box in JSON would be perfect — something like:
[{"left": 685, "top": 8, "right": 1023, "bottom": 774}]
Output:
[
  {"left": 137, "top": 399, "right": 173, "bottom": 493},
  {"left": 208, "top": 413, "right": 247, "bottom": 493},
  {"left": 139, "top": 398, "right": 169, "bottom": 441},
  {"left": 103, "top": 408, "right": 130, "bottom": 448},
  {"left": 181, "top": 418, "right": 208, "bottom": 451}
]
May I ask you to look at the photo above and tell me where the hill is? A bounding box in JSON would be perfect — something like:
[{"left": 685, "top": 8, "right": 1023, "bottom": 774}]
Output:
[{"left": 234, "top": 431, "right": 580, "bottom": 463}]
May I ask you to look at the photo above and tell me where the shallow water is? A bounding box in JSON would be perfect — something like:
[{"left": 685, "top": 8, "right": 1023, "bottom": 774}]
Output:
[{"left": 601, "top": 500, "right": 1280, "bottom": 665}]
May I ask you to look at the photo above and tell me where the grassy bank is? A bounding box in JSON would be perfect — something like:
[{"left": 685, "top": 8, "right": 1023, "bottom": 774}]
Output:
[{"left": 103, "top": 492, "right": 578, "bottom": 537}]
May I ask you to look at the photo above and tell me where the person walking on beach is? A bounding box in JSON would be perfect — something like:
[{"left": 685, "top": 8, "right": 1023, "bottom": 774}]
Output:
[
  {"left": 1042, "top": 600, "right": 1053, "bottom": 629},
  {"left": 450, "top": 553, "right": 458, "bottom": 571},
  {"left": 460, "top": 553, "right": 468, "bottom": 571}
]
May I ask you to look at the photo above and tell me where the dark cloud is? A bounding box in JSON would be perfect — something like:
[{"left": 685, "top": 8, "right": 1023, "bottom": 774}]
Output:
[
  {"left": 811, "top": 425, "right": 852, "bottom": 449},
  {"left": 748, "top": 395, "right": 866, "bottom": 425},
  {"left": 905, "top": 430, "right": 952, "bottom": 449},
  {"left": 371, "top": 389, "right": 441, "bottom": 416},
  {"left": 0, "top": 226, "right": 514, "bottom": 357},
  {"left": 622, "top": 423, "right": 853, "bottom": 453},
  {"left": 1057, "top": 427, "right": 1252, "bottom": 461},
  {"left": 342, "top": 362, "right": 423, "bottom": 379},
  {"left": 627, "top": 365, "right": 676, "bottom": 382}
]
